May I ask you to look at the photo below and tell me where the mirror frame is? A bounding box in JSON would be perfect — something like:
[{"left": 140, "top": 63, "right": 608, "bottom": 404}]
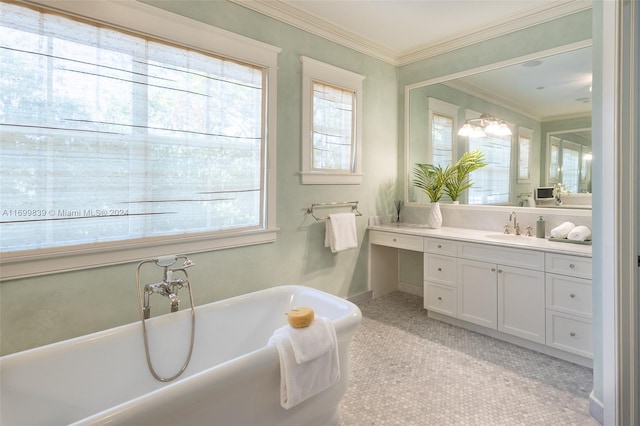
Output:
[{"left": 404, "top": 40, "right": 592, "bottom": 210}]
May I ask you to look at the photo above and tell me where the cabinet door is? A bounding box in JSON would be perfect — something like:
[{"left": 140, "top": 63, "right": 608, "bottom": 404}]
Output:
[
  {"left": 498, "top": 265, "right": 545, "bottom": 343},
  {"left": 457, "top": 259, "right": 497, "bottom": 329}
]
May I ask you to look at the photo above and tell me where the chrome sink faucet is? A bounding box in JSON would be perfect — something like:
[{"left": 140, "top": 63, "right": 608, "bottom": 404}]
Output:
[{"left": 509, "top": 211, "right": 521, "bottom": 235}]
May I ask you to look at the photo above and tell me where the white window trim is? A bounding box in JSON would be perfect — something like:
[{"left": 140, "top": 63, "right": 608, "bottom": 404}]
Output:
[
  {"left": 300, "top": 56, "right": 365, "bottom": 185},
  {"left": 517, "top": 127, "right": 533, "bottom": 183},
  {"left": 427, "top": 97, "right": 459, "bottom": 165},
  {"left": 1, "top": 0, "right": 281, "bottom": 280}
]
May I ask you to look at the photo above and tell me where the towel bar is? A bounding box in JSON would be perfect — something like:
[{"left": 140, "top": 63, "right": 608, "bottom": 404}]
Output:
[{"left": 306, "top": 201, "right": 362, "bottom": 221}]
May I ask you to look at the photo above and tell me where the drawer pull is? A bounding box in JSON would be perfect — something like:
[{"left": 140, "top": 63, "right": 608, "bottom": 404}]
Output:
[
  {"left": 498, "top": 269, "right": 503, "bottom": 273},
  {"left": 570, "top": 293, "right": 576, "bottom": 298},
  {"left": 393, "top": 238, "right": 397, "bottom": 242},
  {"left": 437, "top": 267, "right": 442, "bottom": 272},
  {"left": 569, "top": 263, "right": 575, "bottom": 269},
  {"left": 491, "top": 268, "right": 496, "bottom": 272},
  {"left": 437, "top": 297, "right": 442, "bottom": 301},
  {"left": 570, "top": 332, "right": 577, "bottom": 337},
  {"left": 437, "top": 244, "right": 442, "bottom": 248}
]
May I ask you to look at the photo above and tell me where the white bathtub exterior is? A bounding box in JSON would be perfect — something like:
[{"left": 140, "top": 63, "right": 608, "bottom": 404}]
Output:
[{"left": 0, "top": 285, "right": 362, "bottom": 425}]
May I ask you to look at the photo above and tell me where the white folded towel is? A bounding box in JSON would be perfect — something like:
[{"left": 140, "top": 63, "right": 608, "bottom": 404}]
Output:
[
  {"left": 324, "top": 212, "right": 358, "bottom": 253},
  {"left": 268, "top": 317, "right": 340, "bottom": 409},
  {"left": 567, "top": 225, "right": 592, "bottom": 241},
  {"left": 550, "top": 222, "right": 575, "bottom": 239}
]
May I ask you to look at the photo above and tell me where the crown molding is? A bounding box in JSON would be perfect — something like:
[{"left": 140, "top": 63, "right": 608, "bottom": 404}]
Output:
[
  {"left": 443, "top": 80, "right": 591, "bottom": 123},
  {"left": 398, "top": 0, "right": 592, "bottom": 65},
  {"left": 229, "top": 0, "right": 399, "bottom": 65},
  {"left": 444, "top": 80, "right": 543, "bottom": 122},
  {"left": 230, "top": 0, "right": 591, "bottom": 67}
]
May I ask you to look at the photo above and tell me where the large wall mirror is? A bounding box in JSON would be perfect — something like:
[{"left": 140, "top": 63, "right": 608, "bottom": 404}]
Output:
[{"left": 405, "top": 42, "right": 592, "bottom": 209}]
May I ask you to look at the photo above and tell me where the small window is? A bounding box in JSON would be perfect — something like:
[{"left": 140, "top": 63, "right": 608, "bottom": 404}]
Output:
[
  {"left": 548, "top": 137, "right": 561, "bottom": 183},
  {"left": 517, "top": 127, "right": 533, "bottom": 183},
  {"left": 428, "top": 98, "right": 458, "bottom": 168},
  {"left": 300, "top": 57, "right": 365, "bottom": 184}
]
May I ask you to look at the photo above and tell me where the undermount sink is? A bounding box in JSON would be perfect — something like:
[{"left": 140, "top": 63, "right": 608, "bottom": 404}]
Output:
[{"left": 485, "top": 234, "right": 535, "bottom": 242}]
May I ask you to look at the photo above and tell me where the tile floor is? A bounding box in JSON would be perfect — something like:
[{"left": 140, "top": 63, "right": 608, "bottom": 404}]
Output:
[{"left": 339, "top": 291, "right": 598, "bottom": 426}]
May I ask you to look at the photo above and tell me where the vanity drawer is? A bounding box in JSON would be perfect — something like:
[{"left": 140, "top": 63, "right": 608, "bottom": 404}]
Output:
[
  {"left": 546, "top": 310, "right": 593, "bottom": 358},
  {"left": 369, "top": 231, "right": 423, "bottom": 251},
  {"left": 424, "top": 237, "right": 458, "bottom": 256},
  {"left": 545, "top": 253, "right": 592, "bottom": 279},
  {"left": 425, "top": 283, "right": 457, "bottom": 317},
  {"left": 546, "top": 274, "right": 592, "bottom": 318},
  {"left": 459, "top": 242, "right": 544, "bottom": 270},
  {"left": 424, "top": 253, "right": 457, "bottom": 285}
]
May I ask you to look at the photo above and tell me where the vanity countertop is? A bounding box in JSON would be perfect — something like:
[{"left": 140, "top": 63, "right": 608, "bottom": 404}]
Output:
[{"left": 368, "top": 223, "right": 592, "bottom": 257}]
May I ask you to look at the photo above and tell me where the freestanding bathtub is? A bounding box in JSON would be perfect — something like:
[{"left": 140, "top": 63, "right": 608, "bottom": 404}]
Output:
[{"left": 0, "top": 285, "right": 362, "bottom": 425}]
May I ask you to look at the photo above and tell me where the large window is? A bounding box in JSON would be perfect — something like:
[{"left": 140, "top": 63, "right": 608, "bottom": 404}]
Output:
[
  {"left": 468, "top": 134, "right": 512, "bottom": 205},
  {"left": 0, "top": 1, "right": 279, "bottom": 278}
]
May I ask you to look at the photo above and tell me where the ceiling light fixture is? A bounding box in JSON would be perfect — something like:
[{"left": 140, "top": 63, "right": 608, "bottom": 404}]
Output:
[{"left": 458, "top": 113, "right": 512, "bottom": 138}]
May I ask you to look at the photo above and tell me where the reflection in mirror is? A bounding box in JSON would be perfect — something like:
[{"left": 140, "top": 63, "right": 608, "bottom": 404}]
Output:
[
  {"left": 406, "top": 44, "right": 592, "bottom": 208},
  {"left": 539, "top": 128, "right": 592, "bottom": 208}
]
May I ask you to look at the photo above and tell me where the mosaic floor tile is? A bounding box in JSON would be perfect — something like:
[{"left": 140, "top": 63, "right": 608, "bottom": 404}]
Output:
[{"left": 339, "top": 291, "right": 597, "bottom": 426}]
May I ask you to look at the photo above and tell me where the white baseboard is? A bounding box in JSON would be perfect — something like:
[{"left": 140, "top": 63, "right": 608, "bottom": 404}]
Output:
[
  {"left": 588, "top": 390, "right": 603, "bottom": 424},
  {"left": 399, "top": 281, "right": 423, "bottom": 297},
  {"left": 347, "top": 290, "right": 373, "bottom": 304}
]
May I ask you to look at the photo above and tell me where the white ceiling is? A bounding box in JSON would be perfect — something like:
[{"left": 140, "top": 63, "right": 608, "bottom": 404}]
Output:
[
  {"left": 234, "top": 0, "right": 592, "bottom": 119},
  {"left": 281, "top": 0, "right": 566, "bottom": 54}
]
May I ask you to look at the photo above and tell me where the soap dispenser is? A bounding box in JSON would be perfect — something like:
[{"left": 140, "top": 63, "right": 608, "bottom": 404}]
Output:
[{"left": 536, "top": 216, "right": 545, "bottom": 238}]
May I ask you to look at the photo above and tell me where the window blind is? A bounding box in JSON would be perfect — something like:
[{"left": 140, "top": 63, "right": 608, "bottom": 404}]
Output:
[
  {"left": 431, "top": 113, "right": 454, "bottom": 167},
  {"left": 468, "top": 134, "right": 512, "bottom": 205},
  {"left": 311, "top": 81, "right": 355, "bottom": 171},
  {"left": 0, "top": 2, "right": 267, "bottom": 252}
]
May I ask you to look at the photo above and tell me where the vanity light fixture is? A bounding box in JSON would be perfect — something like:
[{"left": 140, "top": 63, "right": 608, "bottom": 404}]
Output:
[{"left": 458, "top": 113, "right": 512, "bottom": 137}]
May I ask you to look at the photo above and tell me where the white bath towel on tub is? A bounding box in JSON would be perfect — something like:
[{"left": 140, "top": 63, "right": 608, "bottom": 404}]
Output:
[
  {"left": 324, "top": 213, "right": 357, "bottom": 253},
  {"left": 268, "top": 317, "right": 340, "bottom": 409}
]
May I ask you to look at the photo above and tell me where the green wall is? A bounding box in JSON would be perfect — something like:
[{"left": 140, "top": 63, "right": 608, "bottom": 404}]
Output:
[
  {"left": 0, "top": 0, "right": 399, "bottom": 355},
  {"left": 1, "top": 10, "right": 600, "bottom": 413}
]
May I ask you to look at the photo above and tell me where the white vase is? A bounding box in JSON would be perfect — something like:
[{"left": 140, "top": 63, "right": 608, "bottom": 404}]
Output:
[{"left": 425, "top": 202, "right": 442, "bottom": 229}]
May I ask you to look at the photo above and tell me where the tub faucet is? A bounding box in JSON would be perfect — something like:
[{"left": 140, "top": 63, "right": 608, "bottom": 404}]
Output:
[
  {"left": 140, "top": 255, "right": 194, "bottom": 319},
  {"left": 135, "top": 254, "right": 197, "bottom": 382}
]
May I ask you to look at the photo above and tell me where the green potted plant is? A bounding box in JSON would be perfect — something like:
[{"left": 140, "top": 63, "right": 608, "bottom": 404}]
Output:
[
  {"left": 412, "top": 163, "right": 451, "bottom": 203},
  {"left": 413, "top": 163, "right": 453, "bottom": 228},
  {"left": 444, "top": 150, "right": 488, "bottom": 203}
]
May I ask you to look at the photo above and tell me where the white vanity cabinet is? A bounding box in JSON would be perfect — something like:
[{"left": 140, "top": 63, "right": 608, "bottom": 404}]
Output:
[
  {"left": 368, "top": 225, "right": 593, "bottom": 365},
  {"left": 545, "top": 253, "right": 593, "bottom": 358},
  {"left": 457, "top": 243, "right": 546, "bottom": 343},
  {"left": 423, "top": 238, "right": 458, "bottom": 317}
]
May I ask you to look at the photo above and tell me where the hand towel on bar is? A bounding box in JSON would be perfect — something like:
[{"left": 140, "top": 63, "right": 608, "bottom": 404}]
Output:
[
  {"left": 268, "top": 317, "right": 340, "bottom": 409},
  {"left": 550, "top": 221, "right": 575, "bottom": 239},
  {"left": 567, "top": 225, "right": 592, "bottom": 241},
  {"left": 324, "top": 212, "right": 357, "bottom": 253}
]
